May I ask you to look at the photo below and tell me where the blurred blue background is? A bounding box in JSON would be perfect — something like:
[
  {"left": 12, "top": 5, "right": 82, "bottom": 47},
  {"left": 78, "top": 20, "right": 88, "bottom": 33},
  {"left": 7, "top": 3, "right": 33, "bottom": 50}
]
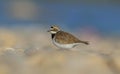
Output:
[{"left": 0, "top": 1, "right": 120, "bottom": 35}]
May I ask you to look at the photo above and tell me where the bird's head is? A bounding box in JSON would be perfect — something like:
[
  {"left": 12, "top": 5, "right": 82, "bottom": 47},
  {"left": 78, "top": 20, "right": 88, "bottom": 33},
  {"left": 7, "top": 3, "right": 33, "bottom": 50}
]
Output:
[{"left": 48, "top": 25, "right": 61, "bottom": 34}]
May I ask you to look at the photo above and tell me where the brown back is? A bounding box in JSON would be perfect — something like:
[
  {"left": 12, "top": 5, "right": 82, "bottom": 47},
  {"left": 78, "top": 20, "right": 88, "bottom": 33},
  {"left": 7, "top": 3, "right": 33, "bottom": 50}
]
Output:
[{"left": 54, "top": 31, "right": 81, "bottom": 44}]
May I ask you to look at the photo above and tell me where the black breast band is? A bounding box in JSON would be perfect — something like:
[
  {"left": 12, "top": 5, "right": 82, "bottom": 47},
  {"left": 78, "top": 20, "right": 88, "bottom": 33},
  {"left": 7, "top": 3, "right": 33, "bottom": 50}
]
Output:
[{"left": 51, "top": 34, "right": 55, "bottom": 39}]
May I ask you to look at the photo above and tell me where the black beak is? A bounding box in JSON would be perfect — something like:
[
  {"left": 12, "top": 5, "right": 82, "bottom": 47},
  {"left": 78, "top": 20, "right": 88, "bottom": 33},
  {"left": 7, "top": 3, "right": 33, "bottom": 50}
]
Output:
[{"left": 47, "top": 30, "right": 50, "bottom": 32}]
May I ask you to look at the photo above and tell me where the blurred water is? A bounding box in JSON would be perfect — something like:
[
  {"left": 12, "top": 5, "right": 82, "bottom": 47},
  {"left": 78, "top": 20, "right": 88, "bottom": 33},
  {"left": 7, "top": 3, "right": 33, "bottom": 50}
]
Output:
[{"left": 0, "top": 1, "right": 120, "bottom": 35}]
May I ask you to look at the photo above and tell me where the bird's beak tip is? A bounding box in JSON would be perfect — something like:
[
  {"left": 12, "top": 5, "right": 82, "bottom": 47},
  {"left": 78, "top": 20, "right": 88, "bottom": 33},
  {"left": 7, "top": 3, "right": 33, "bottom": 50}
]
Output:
[{"left": 47, "top": 30, "right": 50, "bottom": 32}]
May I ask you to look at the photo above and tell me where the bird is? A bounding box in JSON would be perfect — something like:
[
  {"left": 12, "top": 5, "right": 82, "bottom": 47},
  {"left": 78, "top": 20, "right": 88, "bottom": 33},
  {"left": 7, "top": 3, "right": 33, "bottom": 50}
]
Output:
[{"left": 48, "top": 25, "right": 89, "bottom": 49}]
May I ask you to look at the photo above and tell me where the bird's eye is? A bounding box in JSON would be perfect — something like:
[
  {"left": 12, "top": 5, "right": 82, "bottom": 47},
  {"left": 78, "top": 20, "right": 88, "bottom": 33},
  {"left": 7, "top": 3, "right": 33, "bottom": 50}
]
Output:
[{"left": 51, "top": 26, "right": 53, "bottom": 28}]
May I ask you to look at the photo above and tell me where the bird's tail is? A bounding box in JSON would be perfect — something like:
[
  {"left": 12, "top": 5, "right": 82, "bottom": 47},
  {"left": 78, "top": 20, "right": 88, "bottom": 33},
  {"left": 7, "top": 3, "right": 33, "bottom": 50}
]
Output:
[{"left": 81, "top": 41, "right": 89, "bottom": 45}]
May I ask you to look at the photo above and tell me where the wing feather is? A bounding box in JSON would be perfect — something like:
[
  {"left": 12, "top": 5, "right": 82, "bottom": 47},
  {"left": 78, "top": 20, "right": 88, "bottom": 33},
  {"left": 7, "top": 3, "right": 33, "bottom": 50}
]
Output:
[{"left": 55, "top": 31, "right": 80, "bottom": 44}]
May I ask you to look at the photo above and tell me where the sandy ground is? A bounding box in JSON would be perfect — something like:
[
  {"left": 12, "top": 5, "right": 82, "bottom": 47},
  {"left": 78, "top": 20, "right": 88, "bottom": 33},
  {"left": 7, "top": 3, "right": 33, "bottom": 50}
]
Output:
[{"left": 0, "top": 27, "right": 119, "bottom": 74}]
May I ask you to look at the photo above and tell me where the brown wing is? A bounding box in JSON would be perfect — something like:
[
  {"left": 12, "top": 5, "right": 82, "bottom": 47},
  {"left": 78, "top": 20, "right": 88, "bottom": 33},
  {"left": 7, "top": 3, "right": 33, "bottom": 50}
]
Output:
[{"left": 55, "top": 31, "right": 81, "bottom": 44}]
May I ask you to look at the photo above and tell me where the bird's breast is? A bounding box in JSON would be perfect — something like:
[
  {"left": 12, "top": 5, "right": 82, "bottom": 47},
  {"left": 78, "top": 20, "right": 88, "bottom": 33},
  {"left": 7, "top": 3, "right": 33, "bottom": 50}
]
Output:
[{"left": 52, "top": 39, "right": 79, "bottom": 49}]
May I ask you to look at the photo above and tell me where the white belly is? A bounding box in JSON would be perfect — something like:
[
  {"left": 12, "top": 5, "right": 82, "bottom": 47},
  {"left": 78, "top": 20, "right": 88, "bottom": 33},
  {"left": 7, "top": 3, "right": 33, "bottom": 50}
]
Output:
[{"left": 52, "top": 39, "right": 79, "bottom": 49}]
